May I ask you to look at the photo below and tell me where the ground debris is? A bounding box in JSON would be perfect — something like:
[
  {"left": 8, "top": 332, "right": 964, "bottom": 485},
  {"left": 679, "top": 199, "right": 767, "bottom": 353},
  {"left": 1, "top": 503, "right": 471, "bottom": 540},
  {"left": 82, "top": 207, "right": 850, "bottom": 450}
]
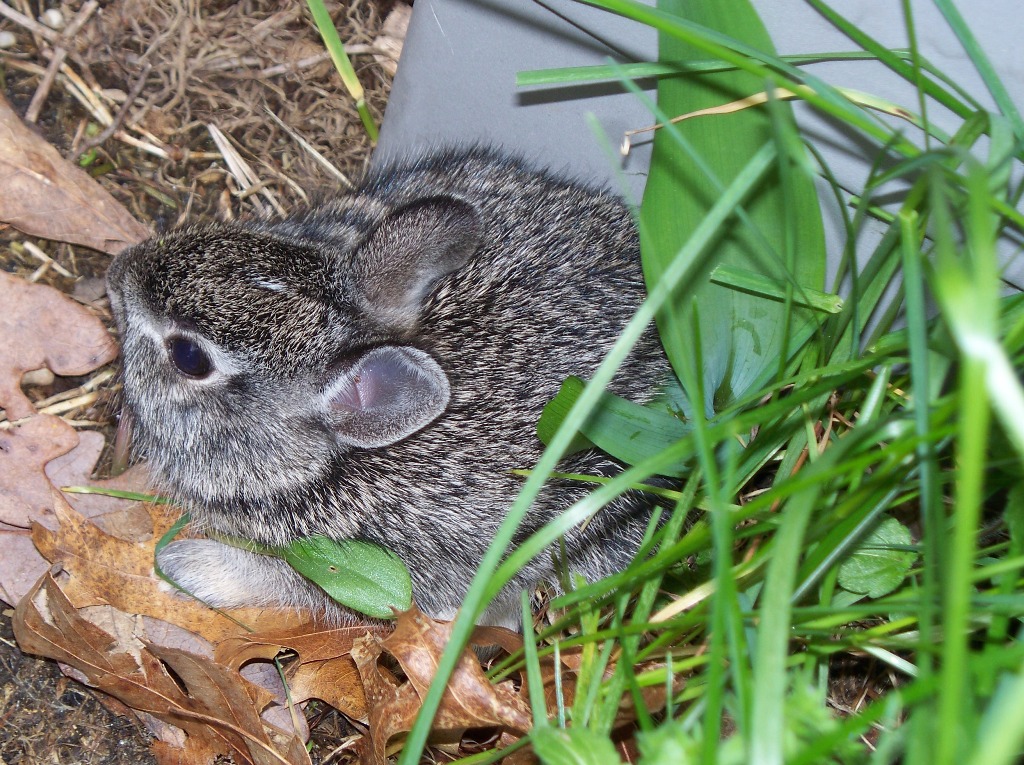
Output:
[{"left": 0, "top": 1, "right": 396, "bottom": 761}]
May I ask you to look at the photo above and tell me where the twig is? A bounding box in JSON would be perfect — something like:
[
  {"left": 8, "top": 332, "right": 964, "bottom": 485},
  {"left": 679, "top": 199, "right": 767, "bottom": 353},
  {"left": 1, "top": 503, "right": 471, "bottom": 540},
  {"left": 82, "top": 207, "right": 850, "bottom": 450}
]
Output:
[
  {"left": 0, "top": 2, "right": 60, "bottom": 44},
  {"left": 33, "top": 369, "right": 114, "bottom": 409},
  {"left": 24, "top": 1, "right": 99, "bottom": 123},
  {"left": 110, "top": 130, "right": 170, "bottom": 160},
  {"left": 0, "top": 369, "right": 115, "bottom": 426},
  {"left": 37, "top": 391, "right": 101, "bottom": 417},
  {"left": 0, "top": 56, "right": 46, "bottom": 76},
  {"left": 263, "top": 106, "right": 353, "bottom": 188},
  {"left": 58, "top": 58, "right": 113, "bottom": 125},
  {"left": 68, "top": 64, "right": 151, "bottom": 163},
  {"left": 24, "top": 53, "right": 60, "bottom": 123},
  {"left": 19, "top": 57, "right": 199, "bottom": 161},
  {"left": 207, "top": 123, "right": 285, "bottom": 217},
  {"left": 21, "top": 240, "right": 74, "bottom": 278}
]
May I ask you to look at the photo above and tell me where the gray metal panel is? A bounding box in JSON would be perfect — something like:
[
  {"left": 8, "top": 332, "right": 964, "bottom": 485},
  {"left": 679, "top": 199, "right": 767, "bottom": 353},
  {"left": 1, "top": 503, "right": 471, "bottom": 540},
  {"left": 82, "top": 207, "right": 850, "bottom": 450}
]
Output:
[
  {"left": 375, "top": 0, "right": 1024, "bottom": 289},
  {"left": 374, "top": 0, "right": 657, "bottom": 203}
]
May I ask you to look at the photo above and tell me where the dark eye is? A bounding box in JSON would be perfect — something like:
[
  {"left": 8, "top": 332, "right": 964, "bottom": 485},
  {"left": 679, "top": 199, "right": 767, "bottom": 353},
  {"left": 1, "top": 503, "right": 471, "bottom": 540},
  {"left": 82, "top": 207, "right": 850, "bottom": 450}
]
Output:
[{"left": 167, "top": 336, "right": 212, "bottom": 378}]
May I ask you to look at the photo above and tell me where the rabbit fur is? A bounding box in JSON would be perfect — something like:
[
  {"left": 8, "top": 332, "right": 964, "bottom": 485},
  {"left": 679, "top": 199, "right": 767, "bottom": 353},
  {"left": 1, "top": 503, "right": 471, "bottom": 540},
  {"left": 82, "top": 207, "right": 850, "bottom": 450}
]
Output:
[{"left": 106, "top": 148, "right": 670, "bottom": 628}]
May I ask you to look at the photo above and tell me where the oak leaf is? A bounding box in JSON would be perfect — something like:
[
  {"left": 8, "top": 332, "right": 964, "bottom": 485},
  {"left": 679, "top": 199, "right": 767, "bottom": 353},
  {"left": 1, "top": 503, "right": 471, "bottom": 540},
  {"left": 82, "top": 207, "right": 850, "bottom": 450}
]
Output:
[
  {"left": 0, "top": 418, "right": 153, "bottom": 606},
  {"left": 352, "top": 607, "right": 532, "bottom": 765},
  {"left": 45, "top": 430, "right": 155, "bottom": 541},
  {"left": 0, "top": 270, "right": 118, "bottom": 420},
  {"left": 0, "top": 414, "right": 79, "bottom": 607},
  {"left": 13, "top": 575, "right": 310, "bottom": 765},
  {"left": 0, "top": 524, "right": 46, "bottom": 607},
  {"left": 0, "top": 414, "right": 78, "bottom": 528},
  {"left": 32, "top": 490, "right": 307, "bottom": 644},
  {"left": 0, "top": 91, "right": 150, "bottom": 253},
  {"left": 218, "top": 622, "right": 388, "bottom": 722}
]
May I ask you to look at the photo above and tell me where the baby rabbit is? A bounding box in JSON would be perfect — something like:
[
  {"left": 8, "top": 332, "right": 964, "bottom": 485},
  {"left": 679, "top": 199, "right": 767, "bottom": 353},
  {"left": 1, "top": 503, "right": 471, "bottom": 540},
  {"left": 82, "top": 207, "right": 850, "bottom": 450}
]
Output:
[{"left": 106, "top": 148, "right": 670, "bottom": 628}]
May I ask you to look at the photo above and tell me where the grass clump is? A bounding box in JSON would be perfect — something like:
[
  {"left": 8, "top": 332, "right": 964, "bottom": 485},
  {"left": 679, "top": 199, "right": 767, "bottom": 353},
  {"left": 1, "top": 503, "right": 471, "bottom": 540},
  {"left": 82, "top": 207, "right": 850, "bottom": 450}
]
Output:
[{"left": 402, "top": 1, "right": 1024, "bottom": 762}]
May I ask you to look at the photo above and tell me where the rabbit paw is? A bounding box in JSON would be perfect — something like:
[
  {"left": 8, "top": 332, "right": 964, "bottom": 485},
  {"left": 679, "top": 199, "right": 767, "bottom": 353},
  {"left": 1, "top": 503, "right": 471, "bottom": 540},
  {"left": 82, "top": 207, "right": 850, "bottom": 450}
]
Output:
[{"left": 156, "top": 538, "right": 309, "bottom": 610}]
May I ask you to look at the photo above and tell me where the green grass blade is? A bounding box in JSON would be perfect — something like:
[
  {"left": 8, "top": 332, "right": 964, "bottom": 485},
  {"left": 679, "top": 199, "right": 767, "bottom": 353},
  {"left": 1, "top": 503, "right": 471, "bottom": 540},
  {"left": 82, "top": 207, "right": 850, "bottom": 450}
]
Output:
[
  {"left": 967, "top": 659, "right": 1024, "bottom": 765},
  {"left": 931, "top": 0, "right": 1024, "bottom": 138},
  {"left": 803, "top": 0, "right": 975, "bottom": 121},
  {"left": 516, "top": 51, "right": 905, "bottom": 87},
  {"left": 709, "top": 265, "right": 843, "bottom": 313},
  {"left": 750, "top": 425, "right": 884, "bottom": 765},
  {"left": 305, "top": 0, "right": 379, "bottom": 142},
  {"left": 584, "top": 0, "right": 923, "bottom": 155},
  {"left": 898, "top": 208, "right": 942, "bottom": 688},
  {"left": 926, "top": 162, "right": 996, "bottom": 765},
  {"left": 521, "top": 592, "right": 549, "bottom": 727}
]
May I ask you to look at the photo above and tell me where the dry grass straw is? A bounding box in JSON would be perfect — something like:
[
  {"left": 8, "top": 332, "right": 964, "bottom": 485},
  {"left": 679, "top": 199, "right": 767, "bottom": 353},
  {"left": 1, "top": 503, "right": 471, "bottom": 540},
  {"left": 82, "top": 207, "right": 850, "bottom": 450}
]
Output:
[{"left": 0, "top": 0, "right": 394, "bottom": 230}]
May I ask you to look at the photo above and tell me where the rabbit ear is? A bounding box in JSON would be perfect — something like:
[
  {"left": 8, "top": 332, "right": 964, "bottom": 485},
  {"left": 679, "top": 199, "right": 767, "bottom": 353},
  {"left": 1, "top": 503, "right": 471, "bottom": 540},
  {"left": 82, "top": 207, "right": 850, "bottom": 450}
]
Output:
[
  {"left": 354, "top": 196, "right": 482, "bottom": 326},
  {"left": 323, "top": 346, "right": 450, "bottom": 448}
]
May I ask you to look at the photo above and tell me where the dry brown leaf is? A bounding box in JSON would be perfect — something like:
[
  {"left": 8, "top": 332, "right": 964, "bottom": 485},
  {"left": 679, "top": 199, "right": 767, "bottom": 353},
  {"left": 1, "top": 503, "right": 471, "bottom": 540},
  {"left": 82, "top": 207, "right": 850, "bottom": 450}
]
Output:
[
  {"left": 45, "top": 431, "right": 155, "bottom": 541},
  {"left": 43, "top": 429, "right": 110, "bottom": 501},
  {"left": 151, "top": 737, "right": 222, "bottom": 765},
  {"left": 1, "top": 411, "right": 314, "bottom": 760},
  {"left": 0, "top": 523, "right": 48, "bottom": 606},
  {"left": 217, "top": 622, "right": 377, "bottom": 667},
  {"left": 32, "top": 491, "right": 307, "bottom": 644},
  {"left": 0, "top": 270, "right": 118, "bottom": 420},
  {"left": 0, "top": 419, "right": 155, "bottom": 606},
  {"left": 0, "top": 92, "right": 150, "bottom": 253},
  {"left": 383, "top": 609, "right": 532, "bottom": 732},
  {"left": 288, "top": 656, "right": 367, "bottom": 719},
  {"left": 13, "top": 575, "right": 310, "bottom": 765},
  {"left": 352, "top": 608, "right": 532, "bottom": 765},
  {"left": 237, "top": 661, "right": 311, "bottom": 742},
  {"left": 0, "top": 414, "right": 78, "bottom": 528},
  {"left": 352, "top": 634, "right": 426, "bottom": 765},
  {"left": 147, "top": 643, "right": 309, "bottom": 765},
  {"left": 217, "top": 622, "right": 389, "bottom": 722},
  {"left": 471, "top": 624, "right": 525, "bottom": 656}
]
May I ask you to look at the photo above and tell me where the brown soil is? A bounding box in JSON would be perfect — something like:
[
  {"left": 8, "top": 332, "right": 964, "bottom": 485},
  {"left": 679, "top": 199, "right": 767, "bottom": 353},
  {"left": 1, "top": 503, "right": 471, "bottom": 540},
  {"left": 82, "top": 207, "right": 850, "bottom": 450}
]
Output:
[{"left": 0, "top": 1, "right": 396, "bottom": 761}]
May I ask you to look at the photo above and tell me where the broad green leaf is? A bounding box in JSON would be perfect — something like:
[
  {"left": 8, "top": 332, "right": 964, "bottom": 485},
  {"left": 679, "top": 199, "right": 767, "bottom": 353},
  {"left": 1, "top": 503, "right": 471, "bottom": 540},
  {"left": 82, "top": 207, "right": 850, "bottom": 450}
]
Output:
[
  {"left": 538, "top": 376, "right": 691, "bottom": 471},
  {"left": 838, "top": 518, "right": 917, "bottom": 599},
  {"left": 278, "top": 535, "right": 412, "bottom": 619},
  {"left": 640, "top": 0, "right": 827, "bottom": 413},
  {"left": 530, "top": 726, "right": 620, "bottom": 765}
]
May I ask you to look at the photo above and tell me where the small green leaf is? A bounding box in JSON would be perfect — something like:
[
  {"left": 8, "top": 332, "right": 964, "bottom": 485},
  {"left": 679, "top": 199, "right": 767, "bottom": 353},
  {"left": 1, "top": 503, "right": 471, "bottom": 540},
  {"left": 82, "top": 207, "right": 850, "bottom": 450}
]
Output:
[
  {"left": 838, "top": 518, "right": 917, "bottom": 599},
  {"left": 277, "top": 535, "right": 412, "bottom": 619},
  {"left": 531, "top": 726, "right": 620, "bottom": 765}
]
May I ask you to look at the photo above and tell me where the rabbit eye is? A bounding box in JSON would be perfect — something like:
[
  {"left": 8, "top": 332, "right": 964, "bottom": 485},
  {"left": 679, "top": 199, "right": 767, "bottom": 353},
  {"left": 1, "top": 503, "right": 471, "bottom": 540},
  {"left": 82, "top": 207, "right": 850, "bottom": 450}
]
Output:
[{"left": 167, "top": 336, "right": 212, "bottom": 378}]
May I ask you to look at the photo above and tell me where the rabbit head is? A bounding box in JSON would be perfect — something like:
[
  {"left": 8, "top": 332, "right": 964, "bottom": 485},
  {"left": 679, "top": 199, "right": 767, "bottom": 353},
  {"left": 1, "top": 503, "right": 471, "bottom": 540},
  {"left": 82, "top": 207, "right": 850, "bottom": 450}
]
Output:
[{"left": 106, "top": 196, "right": 482, "bottom": 522}]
